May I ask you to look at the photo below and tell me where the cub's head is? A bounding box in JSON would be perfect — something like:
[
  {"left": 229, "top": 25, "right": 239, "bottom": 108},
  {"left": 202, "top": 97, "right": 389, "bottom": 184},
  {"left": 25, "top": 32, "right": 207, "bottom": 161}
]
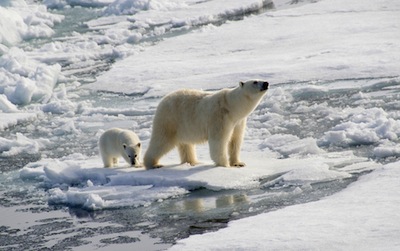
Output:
[
  {"left": 123, "top": 143, "right": 141, "bottom": 166},
  {"left": 239, "top": 80, "right": 269, "bottom": 95}
]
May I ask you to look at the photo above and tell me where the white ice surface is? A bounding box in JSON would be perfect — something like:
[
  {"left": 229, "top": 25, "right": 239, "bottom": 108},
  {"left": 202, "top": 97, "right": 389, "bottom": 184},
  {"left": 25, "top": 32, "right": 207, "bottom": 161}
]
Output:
[
  {"left": 19, "top": 150, "right": 375, "bottom": 210},
  {"left": 86, "top": 0, "right": 273, "bottom": 44},
  {"left": 171, "top": 162, "right": 400, "bottom": 251},
  {"left": 90, "top": 0, "right": 400, "bottom": 96}
]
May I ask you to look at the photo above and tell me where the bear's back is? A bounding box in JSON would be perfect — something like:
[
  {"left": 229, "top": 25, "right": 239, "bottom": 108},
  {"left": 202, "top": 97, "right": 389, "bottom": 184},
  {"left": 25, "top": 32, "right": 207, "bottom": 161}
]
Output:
[{"left": 156, "top": 89, "right": 209, "bottom": 116}]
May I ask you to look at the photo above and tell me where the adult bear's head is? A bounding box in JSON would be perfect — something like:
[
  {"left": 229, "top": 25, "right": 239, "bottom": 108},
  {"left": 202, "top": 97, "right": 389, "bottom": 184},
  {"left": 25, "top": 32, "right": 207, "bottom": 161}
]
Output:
[
  {"left": 240, "top": 80, "right": 269, "bottom": 92},
  {"left": 227, "top": 79, "right": 270, "bottom": 119},
  {"left": 239, "top": 80, "right": 269, "bottom": 101}
]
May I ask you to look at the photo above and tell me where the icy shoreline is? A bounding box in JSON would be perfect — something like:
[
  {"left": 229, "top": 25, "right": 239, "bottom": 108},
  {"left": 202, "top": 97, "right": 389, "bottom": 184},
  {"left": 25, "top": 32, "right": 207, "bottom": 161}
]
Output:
[{"left": 171, "top": 162, "right": 400, "bottom": 250}]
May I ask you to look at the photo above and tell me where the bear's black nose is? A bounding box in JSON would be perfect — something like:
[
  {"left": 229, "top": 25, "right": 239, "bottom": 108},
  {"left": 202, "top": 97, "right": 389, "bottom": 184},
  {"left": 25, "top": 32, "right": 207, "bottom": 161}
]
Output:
[{"left": 261, "top": 81, "right": 269, "bottom": 91}]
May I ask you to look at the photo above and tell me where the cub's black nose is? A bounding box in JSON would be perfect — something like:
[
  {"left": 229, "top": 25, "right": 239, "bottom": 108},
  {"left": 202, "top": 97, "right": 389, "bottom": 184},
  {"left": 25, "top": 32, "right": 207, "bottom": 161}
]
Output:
[{"left": 262, "top": 81, "right": 269, "bottom": 91}]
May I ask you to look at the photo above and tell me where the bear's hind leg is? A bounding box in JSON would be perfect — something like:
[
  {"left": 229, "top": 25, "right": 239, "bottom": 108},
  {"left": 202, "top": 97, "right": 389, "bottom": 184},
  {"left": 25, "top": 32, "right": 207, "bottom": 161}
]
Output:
[{"left": 178, "top": 144, "right": 198, "bottom": 166}]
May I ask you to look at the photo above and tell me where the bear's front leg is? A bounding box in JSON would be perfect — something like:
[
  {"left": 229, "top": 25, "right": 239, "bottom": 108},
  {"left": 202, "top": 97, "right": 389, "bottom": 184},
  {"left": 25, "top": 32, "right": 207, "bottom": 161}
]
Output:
[
  {"left": 208, "top": 128, "right": 231, "bottom": 167},
  {"left": 144, "top": 138, "right": 176, "bottom": 169},
  {"left": 209, "top": 139, "right": 229, "bottom": 167},
  {"left": 229, "top": 119, "right": 246, "bottom": 167},
  {"left": 112, "top": 157, "right": 118, "bottom": 166},
  {"left": 143, "top": 152, "right": 164, "bottom": 169},
  {"left": 102, "top": 156, "right": 114, "bottom": 168}
]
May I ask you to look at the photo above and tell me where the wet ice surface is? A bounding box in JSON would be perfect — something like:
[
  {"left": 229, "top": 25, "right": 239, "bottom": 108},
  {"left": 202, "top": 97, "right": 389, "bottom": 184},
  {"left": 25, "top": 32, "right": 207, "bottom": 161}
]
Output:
[{"left": 1, "top": 0, "right": 400, "bottom": 250}]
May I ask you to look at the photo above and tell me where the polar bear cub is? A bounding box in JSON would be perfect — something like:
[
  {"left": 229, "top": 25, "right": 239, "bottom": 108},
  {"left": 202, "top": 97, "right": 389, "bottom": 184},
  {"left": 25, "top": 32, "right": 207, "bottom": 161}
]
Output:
[
  {"left": 99, "top": 128, "right": 141, "bottom": 167},
  {"left": 144, "top": 80, "right": 269, "bottom": 169}
]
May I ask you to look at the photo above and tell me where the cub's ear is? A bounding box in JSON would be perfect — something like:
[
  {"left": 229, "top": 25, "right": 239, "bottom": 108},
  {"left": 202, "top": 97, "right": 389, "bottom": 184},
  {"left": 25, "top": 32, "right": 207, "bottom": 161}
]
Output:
[
  {"left": 137, "top": 142, "right": 141, "bottom": 148},
  {"left": 123, "top": 144, "right": 127, "bottom": 149},
  {"left": 240, "top": 81, "right": 244, "bottom": 87}
]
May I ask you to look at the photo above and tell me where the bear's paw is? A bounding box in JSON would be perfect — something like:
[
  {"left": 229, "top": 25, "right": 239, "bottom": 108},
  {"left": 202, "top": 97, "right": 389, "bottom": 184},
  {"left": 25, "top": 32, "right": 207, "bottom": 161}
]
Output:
[{"left": 230, "top": 162, "right": 246, "bottom": 167}]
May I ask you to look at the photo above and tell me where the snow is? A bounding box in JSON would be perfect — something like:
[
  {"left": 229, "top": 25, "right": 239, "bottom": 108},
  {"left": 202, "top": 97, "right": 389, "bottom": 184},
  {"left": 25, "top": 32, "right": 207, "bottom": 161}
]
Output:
[{"left": 171, "top": 162, "right": 400, "bottom": 251}]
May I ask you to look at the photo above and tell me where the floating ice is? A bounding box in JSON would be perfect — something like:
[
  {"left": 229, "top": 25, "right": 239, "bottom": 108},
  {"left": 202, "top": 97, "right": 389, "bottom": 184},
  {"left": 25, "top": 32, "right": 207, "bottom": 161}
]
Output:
[
  {"left": 0, "top": 113, "right": 37, "bottom": 131},
  {"left": 49, "top": 185, "right": 188, "bottom": 210},
  {"left": 104, "top": 0, "right": 187, "bottom": 15},
  {"left": 0, "top": 133, "right": 50, "bottom": 157},
  {"left": 0, "top": 0, "right": 63, "bottom": 46},
  {"left": 0, "top": 94, "right": 18, "bottom": 112},
  {"left": 319, "top": 108, "right": 400, "bottom": 147},
  {"left": 260, "top": 134, "right": 324, "bottom": 157},
  {"left": 19, "top": 150, "right": 372, "bottom": 210},
  {"left": 0, "top": 47, "right": 62, "bottom": 108},
  {"left": 373, "top": 140, "right": 400, "bottom": 158}
]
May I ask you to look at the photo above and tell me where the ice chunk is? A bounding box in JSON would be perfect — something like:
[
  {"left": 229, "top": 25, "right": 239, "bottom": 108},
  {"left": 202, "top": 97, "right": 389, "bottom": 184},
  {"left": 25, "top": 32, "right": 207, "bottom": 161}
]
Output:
[
  {"left": 260, "top": 134, "right": 324, "bottom": 157},
  {"left": 319, "top": 108, "right": 400, "bottom": 147},
  {"left": 20, "top": 150, "right": 373, "bottom": 209}
]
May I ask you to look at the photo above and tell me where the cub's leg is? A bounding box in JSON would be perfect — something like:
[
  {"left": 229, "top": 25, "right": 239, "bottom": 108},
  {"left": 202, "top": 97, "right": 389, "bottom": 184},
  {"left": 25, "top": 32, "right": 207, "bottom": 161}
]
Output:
[{"left": 178, "top": 144, "right": 198, "bottom": 166}]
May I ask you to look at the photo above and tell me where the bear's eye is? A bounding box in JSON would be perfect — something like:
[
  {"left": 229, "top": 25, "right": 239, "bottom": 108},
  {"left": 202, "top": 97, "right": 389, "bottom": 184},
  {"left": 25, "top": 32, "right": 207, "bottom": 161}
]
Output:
[{"left": 253, "top": 81, "right": 258, "bottom": 85}]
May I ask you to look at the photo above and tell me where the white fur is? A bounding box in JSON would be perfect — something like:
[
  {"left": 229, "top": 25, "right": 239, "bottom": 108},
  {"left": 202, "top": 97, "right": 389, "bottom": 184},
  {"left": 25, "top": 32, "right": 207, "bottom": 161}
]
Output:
[
  {"left": 99, "top": 128, "right": 142, "bottom": 168},
  {"left": 144, "top": 80, "right": 269, "bottom": 169}
]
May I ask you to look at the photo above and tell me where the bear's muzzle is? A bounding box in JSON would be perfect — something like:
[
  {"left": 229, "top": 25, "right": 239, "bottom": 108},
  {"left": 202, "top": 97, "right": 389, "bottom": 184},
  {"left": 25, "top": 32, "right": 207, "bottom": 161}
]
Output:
[{"left": 260, "top": 81, "right": 269, "bottom": 91}]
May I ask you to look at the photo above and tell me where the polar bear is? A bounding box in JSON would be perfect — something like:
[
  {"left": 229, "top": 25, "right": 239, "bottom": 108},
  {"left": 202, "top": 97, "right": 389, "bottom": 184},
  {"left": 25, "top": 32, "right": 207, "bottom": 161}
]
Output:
[
  {"left": 144, "top": 80, "right": 269, "bottom": 169},
  {"left": 99, "top": 128, "right": 141, "bottom": 167}
]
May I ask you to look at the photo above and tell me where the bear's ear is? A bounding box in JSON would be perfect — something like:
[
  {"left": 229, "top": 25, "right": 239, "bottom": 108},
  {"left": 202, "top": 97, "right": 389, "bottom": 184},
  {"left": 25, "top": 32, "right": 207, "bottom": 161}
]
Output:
[
  {"left": 123, "top": 144, "right": 127, "bottom": 149},
  {"left": 240, "top": 81, "right": 244, "bottom": 88},
  {"left": 137, "top": 142, "right": 141, "bottom": 148}
]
